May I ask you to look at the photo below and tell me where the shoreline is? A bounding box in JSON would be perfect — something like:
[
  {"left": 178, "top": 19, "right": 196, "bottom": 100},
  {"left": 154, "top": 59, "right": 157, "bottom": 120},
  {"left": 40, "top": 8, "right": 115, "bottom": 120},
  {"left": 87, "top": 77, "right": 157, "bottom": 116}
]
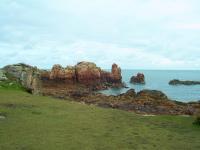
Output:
[{"left": 1, "top": 62, "right": 200, "bottom": 115}]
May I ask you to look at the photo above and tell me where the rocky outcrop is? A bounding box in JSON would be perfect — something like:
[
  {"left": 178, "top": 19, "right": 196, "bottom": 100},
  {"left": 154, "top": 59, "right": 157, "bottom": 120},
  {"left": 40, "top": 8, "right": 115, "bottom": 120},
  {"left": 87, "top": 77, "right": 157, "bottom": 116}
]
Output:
[
  {"left": 41, "top": 61, "right": 123, "bottom": 89},
  {"left": 3, "top": 63, "right": 41, "bottom": 94},
  {"left": 130, "top": 73, "right": 145, "bottom": 84},
  {"left": 21, "top": 68, "right": 41, "bottom": 94},
  {"left": 75, "top": 62, "right": 101, "bottom": 85},
  {"left": 169, "top": 79, "right": 200, "bottom": 85},
  {"left": 49, "top": 64, "right": 76, "bottom": 81},
  {"left": 3, "top": 63, "right": 33, "bottom": 80},
  {"left": 136, "top": 90, "right": 168, "bottom": 100},
  {"left": 111, "top": 63, "right": 122, "bottom": 83},
  {"left": 0, "top": 69, "right": 7, "bottom": 81},
  {"left": 120, "top": 89, "right": 136, "bottom": 97},
  {"left": 42, "top": 86, "right": 200, "bottom": 115}
]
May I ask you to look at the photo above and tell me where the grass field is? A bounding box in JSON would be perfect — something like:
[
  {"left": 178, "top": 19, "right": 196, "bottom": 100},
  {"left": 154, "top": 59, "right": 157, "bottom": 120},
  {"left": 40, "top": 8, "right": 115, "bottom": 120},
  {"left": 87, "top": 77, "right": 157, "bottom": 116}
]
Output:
[{"left": 0, "top": 88, "right": 200, "bottom": 150}]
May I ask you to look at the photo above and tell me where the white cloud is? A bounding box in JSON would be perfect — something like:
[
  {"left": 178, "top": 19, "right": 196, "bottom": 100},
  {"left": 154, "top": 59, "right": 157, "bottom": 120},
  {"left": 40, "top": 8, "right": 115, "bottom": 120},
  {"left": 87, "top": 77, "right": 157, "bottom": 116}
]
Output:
[
  {"left": 172, "top": 23, "right": 200, "bottom": 30},
  {"left": 0, "top": 0, "right": 200, "bottom": 69},
  {"left": 1, "top": 40, "right": 198, "bottom": 70}
]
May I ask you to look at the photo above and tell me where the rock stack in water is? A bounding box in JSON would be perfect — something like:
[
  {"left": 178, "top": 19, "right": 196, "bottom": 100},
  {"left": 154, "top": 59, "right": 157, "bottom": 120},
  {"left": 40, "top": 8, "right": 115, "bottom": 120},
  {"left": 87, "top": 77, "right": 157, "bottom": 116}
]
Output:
[{"left": 130, "top": 73, "right": 145, "bottom": 84}]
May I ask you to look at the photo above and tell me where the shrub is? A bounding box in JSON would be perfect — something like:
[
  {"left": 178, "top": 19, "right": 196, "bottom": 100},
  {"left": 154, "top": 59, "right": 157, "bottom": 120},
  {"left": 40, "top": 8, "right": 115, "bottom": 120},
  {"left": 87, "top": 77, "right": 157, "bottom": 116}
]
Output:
[{"left": 193, "top": 115, "right": 200, "bottom": 126}]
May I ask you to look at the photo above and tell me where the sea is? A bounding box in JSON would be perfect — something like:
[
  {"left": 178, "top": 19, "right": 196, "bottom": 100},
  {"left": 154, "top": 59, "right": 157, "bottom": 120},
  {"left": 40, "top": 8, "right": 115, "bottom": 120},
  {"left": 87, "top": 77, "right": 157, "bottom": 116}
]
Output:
[{"left": 100, "top": 70, "right": 200, "bottom": 102}]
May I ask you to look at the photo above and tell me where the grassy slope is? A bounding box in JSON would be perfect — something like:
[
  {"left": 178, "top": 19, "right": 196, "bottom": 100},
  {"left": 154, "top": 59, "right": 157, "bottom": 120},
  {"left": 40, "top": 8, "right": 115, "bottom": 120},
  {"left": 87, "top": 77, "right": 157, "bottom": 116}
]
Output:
[{"left": 0, "top": 88, "right": 200, "bottom": 150}]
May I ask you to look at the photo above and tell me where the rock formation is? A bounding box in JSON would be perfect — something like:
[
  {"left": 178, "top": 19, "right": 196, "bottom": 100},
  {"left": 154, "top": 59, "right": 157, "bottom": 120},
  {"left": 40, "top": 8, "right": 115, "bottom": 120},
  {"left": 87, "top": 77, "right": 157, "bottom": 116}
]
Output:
[
  {"left": 169, "top": 79, "right": 200, "bottom": 85},
  {"left": 3, "top": 63, "right": 41, "bottom": 94},
  {"left": 136, "top": 90, "right": 168, "bottom": 100},
  {"left": 21, "top": 68, "right": 41, "bottom": 94},
  {"left": 0, "top": 69, "right": 7, "bottom": 81},
  {"left": 49, "top": 64, "right": 76, "bottom": 81},
  {"left": 130, "top": 73, "right": 145, "bottom": 84},
  {"left": 41, "top": 61, "right": 123, "bottom": 88},
  {"left": 111, "top": 63, "right": 122, "bottom": 82},
  {"left": 75, "top": 62, "right": 101, "bottom": 84}
]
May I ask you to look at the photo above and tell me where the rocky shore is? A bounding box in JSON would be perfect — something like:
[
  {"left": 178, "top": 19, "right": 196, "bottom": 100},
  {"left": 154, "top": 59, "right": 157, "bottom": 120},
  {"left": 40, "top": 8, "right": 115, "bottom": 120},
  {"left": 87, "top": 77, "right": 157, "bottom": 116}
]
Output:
[{"left": 1, "top": 62, "right": 200, "bottom": 115}]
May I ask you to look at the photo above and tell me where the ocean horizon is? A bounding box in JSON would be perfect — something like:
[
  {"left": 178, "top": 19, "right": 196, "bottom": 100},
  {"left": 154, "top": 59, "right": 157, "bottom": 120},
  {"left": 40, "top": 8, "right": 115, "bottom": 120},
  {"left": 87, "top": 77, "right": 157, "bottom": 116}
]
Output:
[{"left": 100, "top": 69, "right": 200, "bottom": 102}]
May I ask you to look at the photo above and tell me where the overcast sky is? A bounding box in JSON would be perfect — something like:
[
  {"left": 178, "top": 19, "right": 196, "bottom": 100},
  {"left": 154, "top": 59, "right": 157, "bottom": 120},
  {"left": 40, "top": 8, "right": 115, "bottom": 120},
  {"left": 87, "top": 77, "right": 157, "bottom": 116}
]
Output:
[{"left": 0, "top": 0, "right": 200, "bottom": 69}]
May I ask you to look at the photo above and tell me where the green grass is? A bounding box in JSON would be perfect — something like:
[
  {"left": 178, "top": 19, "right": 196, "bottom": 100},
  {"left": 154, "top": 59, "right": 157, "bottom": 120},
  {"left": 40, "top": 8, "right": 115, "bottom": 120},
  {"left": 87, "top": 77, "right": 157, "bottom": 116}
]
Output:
[
  {"left": 0, "top": 80, "right": 24, "bottom": 91},
  {"left": 0, "top": 89, "right": 200, "bottom": 150}
]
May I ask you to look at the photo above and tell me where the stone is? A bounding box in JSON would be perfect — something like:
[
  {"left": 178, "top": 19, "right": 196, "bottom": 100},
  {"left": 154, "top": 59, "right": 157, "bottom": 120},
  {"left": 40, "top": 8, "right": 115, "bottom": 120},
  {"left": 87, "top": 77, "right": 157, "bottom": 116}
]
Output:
[
  {"left": 3, "top": 63, "right": 33, "bottom": 80},
  {"left": 3, "top": 63, "right": 41, "bottom": 95},
  {"left": 0, "top": 69, "right": 7, "bottom": 81},
  {"left": 130, "top": 73, "right": 145, "bottom": 84},
  {"left": 21, "top": 67, "right": 41, "bottom": 95},
  {"left": 120, "top": 89, "right": 136, "bottom": 97},
  {"left": 75, "top": 61, "right": 101, "bottom": 84},
  {"left": 111, "top": 63, "right": 122, "bottom": 83},
  {"left": 137, "top": 89, "right": 168, "bottom": 100}
]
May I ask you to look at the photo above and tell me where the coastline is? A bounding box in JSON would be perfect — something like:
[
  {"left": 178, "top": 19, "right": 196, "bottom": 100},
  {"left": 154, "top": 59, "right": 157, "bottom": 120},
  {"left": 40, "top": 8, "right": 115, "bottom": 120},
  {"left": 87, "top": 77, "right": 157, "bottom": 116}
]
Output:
[{"left": 1, "top": 62, "right": 200, "bottom": 116}]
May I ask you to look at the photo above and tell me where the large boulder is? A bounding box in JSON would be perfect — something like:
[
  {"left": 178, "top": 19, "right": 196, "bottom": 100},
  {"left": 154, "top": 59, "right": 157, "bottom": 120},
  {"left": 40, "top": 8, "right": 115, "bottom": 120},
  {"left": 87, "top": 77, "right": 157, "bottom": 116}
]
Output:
[
  {"left": 3, "top": 63, "right": 41, "bottom": 94},
  {"left": 137, "top": 90, "right": 168, "bottom": 100},
  {"left": 130, "top": 73, "right": 145, "bottom": 84},
  {"left": 75, "top": 61, "right": 101, "bottom": 84},
  {"left": 21, "top": 68, "right": 41, "bottom": 94},
  {"left": 3, "top": 63, "right": 33, "bottom": 80},
  {"left": 120, "top": 89, "right": 136, "bottom": 97}
]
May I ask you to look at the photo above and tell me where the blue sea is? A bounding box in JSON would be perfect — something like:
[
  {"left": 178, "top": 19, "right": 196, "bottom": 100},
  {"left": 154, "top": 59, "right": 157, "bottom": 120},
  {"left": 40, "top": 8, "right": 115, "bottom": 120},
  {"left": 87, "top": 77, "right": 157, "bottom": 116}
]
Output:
[{"left": 100, "top": 70, "right": 200, "bottom": 102}]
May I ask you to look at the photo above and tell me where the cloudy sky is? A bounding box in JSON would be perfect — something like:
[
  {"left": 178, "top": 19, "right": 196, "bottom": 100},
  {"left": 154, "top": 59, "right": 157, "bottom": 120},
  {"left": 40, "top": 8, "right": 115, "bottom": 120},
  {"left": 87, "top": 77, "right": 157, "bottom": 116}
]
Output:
[{"left": 1, "top": 0, "right": 200, "bottom": 69}]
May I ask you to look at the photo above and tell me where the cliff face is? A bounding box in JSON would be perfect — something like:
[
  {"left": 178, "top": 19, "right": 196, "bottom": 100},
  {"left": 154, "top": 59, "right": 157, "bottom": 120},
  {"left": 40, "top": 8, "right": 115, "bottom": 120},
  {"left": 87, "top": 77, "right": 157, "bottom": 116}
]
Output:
[{"left": 41, "top": 61, "right": 122, "bottom": 87}]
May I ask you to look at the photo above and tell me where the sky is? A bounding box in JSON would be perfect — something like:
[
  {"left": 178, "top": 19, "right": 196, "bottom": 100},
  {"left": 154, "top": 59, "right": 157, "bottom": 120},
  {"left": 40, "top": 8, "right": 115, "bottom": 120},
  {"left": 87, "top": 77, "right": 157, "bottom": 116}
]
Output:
[{"left": 0, "top": 0, "right": 200, "bottom": 69}]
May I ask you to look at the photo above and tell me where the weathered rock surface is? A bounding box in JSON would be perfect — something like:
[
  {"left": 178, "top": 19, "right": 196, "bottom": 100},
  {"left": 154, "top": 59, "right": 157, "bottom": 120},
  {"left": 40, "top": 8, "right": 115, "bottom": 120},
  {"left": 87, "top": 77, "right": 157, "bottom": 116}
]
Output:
[
  {"left": 0, "top": 69, "right": 7, "bottom": 81},
  {"left": 119, "top": 89, "right": 136, "bottom": 97},
  {"left": 111, "top": 63, "right": 122, "bottom": 82},
  {"left": 21, "top": 68, "right": 41, "bottom": 94},
  {"left": 75, "top": 62, "right": 101, "bottom": 84},
  {"left": 130, "top": 73, "right": 145, "bottom": 84},
  {"left": 169, "top": 79, "right": 200, "bottom": 85},
  {"left": 136, "top": 90, "right": 168, "bottom": 100},
  {"left": 3, "top": 63, "right": 32, "bottom": 79},
  {"left": 49, "top": 64, "right": 76, "bottom": 81},
  {"left": 41, "top": 61, "right": 123, "bottom": 89},
  {"left": 3, "top": 63, "right": 41, "bottom": 94}
]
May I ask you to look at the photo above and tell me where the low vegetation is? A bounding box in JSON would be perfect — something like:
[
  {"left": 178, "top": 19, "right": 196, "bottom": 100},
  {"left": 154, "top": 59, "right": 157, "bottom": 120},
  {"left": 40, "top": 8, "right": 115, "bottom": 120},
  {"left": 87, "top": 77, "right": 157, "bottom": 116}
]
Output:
[
  {"left": 0, "top": 80, "right": 24, "bottom": 91},
  {"left": 0, "top": 86, "right": 200, "bottom": 150},
  {"left": 193, "top": 115, "right": 200, "bottom": 126}
]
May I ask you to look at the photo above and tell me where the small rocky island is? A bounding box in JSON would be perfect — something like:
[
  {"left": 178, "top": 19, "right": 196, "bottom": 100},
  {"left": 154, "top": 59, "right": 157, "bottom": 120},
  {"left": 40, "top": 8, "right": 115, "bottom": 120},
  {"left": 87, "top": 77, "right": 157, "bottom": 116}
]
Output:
[
  {"left": 1, "top": 62, "right": 200, "bottom": 115},
  {"left": 169, "top": 79, "right": 200, "bottom": 85},
  {"left": 130, "top": 73, "right": 145, "bottom": 84}
]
